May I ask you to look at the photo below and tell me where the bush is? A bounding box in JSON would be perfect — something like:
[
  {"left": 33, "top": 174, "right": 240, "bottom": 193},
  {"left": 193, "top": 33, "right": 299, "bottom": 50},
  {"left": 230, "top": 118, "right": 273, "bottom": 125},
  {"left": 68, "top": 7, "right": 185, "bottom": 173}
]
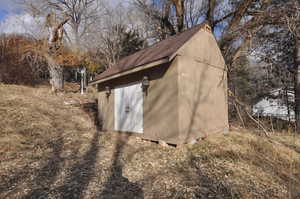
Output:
[{"left": 0, "top": 34, "right": 47, "bottom": 86}]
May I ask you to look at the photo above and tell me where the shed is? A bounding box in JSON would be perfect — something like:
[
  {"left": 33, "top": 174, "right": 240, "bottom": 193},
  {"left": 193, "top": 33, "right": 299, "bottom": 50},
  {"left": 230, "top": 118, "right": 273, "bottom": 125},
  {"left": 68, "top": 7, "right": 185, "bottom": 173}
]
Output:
[{"left": 90, "top": 23, "right": 229, "bottom": 145}]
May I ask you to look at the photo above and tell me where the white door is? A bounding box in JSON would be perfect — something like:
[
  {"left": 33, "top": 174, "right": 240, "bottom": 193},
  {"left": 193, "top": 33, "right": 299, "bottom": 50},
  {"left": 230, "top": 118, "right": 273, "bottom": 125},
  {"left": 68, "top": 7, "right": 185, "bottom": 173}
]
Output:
[{"left": 114, "top": 82, "right": 143, "bottom": 133}]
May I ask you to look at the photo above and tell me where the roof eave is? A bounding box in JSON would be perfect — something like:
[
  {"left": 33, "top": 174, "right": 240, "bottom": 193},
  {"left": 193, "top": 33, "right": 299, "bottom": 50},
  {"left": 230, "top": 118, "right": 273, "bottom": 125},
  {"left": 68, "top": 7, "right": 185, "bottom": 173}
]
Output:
[{"left": 89, "top": 57, "right": 171, "bottom": 85}]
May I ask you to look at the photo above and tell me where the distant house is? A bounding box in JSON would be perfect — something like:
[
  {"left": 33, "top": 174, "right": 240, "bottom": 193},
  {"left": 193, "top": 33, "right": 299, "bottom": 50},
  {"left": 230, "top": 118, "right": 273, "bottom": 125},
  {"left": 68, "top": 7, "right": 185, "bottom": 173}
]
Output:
[
  {"left": 90, "top": 23, "right": 228, "bottom": 145},
  {"left": 252, "top": 88, "right": 295, "bottom": 121}
]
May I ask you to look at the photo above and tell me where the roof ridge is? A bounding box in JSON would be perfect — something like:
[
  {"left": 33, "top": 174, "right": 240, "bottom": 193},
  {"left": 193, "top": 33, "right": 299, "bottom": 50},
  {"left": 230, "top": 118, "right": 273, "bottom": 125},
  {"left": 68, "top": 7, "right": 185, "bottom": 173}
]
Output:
[
  {"left": 91, "top": 23, "right": 206, "bottom": 83},
  {"left": 116, "top": 23, "right": 204, "bottom": 64}
]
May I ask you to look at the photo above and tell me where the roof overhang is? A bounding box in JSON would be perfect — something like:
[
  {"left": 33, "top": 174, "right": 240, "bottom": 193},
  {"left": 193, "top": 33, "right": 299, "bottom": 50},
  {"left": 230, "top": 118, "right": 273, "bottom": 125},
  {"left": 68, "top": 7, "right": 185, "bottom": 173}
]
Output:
[{"left": 89, "top": 56, "right": 172, "bottom": 85}]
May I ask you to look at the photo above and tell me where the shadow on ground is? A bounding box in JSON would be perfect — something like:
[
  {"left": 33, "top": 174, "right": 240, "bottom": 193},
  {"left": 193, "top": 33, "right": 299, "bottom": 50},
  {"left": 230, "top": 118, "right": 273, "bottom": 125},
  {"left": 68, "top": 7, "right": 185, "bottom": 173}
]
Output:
[
  {"left": 98, "top": 136, "right": 144, "bottom": 199},
  {"left": 0, "top": 101, "right": 144, "bottom": 199}
]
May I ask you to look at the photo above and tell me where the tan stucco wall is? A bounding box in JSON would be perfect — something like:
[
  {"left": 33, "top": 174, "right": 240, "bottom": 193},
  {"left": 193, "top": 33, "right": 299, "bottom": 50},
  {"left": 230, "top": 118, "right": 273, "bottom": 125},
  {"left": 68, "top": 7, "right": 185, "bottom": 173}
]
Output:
[
  {"left": 177, "top": 30, "right": 229, "bottom": 144},
  {"left": 98, "top": 90, "right": 114, "bottom": 131},
  {"left": 97, "top": 61, "right": 180, "bottom": 144},
  {"left": 177, "top": 29, "right": 225, "bottom": 69},
  {"left": 143, "top": 58, "right": 179, "bottom": 144}
]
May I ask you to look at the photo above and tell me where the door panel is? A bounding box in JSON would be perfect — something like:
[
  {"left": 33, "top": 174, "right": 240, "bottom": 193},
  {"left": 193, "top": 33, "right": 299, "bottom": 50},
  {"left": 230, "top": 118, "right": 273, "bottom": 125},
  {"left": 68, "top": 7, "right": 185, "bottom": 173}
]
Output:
[{"left": 114, "top": 83, "right": 143, "bottom": 133}]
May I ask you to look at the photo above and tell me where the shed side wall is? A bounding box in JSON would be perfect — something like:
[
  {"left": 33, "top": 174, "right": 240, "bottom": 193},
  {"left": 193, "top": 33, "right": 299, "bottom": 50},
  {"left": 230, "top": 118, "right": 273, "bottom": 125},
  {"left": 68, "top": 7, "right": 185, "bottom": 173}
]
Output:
[
  {"left": 178, "top": 30, "right": 229, "bottom": 144},
  {"left": 144, "top": 58, "right": 179, "bottom": 144},
  {"left": 98, "top": 90, "right": 114, "bottom": 131}
]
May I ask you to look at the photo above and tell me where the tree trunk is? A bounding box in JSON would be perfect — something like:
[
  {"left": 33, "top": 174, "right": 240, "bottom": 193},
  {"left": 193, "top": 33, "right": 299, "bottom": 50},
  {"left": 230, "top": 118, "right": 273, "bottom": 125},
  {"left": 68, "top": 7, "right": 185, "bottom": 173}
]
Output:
[
  {"left": 285, "top": 85, "right": 291, "bottom": 122},
  {"left": 206, "top": 0, "right": 216, "bottom": 29},
  {"left": 46, "top": 55, "right": 64, "bottom": 92},
  {"left": 72, "top": 23, "right": 80, "bottom": 52},
  {"left": 172, "top": 0, "right": 185, "bottom": 32},
  {"left": 49, "top": 66, "right": 64, "bottom": 92},
  {"left": 294, "top": 38, "right": 300, "bottom": 124}
]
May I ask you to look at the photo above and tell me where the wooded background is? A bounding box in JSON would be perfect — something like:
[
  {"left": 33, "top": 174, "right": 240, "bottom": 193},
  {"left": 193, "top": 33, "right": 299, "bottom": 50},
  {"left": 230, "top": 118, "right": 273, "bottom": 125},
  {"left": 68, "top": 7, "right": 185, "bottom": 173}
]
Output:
[{"left": 0, "top": 0, "right": 299, "bottom": 129}]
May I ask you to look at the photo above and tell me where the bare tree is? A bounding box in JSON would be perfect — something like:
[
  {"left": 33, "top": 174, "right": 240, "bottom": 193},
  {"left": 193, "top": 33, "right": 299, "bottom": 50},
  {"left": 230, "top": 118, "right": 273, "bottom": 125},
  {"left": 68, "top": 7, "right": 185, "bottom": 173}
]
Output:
[
  {"left": 95, "top": 24, "right": 146, "bottom": 69},
  {"left": 184, "top": 0, "right": 204, "bottom": 28},
  {"left": 83, "top": 2, "right": 147, "bottom": 69},
  {"left": 285, "top": 5, "right": 300, "bottom": 123},
  {"left": 18, "top": 0, "right": 105, "bottom": 91},
  {"left": 20, "top": 13, "right": 80, "bottom": 91},
  {"left": 21, "top": 0, "right": 101, "bottom": 50},
  {"left": 134, "top": 0, "right": 185, "bottom": 39},
  {"left": 45, "top": 14, "right": 70, "bottom": 91},
  {"left": 245, "top": 1, "right": 300, "bottom": 124}
]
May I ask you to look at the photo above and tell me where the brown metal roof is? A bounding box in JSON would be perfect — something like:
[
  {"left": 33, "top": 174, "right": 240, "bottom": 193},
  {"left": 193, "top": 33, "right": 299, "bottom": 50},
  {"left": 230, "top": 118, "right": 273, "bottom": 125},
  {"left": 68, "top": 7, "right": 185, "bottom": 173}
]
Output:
[{"left": 92, "top": 23, "right": 207, "bottom": 82}]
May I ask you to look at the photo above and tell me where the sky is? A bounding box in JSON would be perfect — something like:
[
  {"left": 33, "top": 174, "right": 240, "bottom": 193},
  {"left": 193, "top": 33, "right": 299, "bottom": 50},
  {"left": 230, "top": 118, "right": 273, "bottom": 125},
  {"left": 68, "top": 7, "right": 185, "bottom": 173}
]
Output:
[
  {"left": 0, "top": 0, "right": 124, "bottom": 34},
  {"left": 0, "top": 0, "right": 37, "bottom": 35},
  {"left": 0, "top": 0, "right": 23, "bottom": 20},
  {"left": 0, "top": 8, "right": 9, "bottom": 21},
  {"left": 0, "top": 0, "right": 29, "bottom": 34}
]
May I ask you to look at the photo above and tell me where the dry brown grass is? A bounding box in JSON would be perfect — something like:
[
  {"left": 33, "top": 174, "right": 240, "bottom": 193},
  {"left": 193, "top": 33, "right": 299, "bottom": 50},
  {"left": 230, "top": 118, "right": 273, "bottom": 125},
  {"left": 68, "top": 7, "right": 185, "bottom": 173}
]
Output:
[
  {"left": 120, "top": 130, "right": 300, "bottom": 199},
  {"left": 0, "top": 84, "right": 300, "bottom": 199}
]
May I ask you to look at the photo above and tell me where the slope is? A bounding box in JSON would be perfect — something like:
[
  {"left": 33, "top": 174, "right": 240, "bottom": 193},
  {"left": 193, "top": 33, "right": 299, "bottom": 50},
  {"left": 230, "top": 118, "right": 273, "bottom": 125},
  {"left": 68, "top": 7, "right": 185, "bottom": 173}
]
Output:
[{"left": 0, "top": 84, "right": 299, "bottom": 199}]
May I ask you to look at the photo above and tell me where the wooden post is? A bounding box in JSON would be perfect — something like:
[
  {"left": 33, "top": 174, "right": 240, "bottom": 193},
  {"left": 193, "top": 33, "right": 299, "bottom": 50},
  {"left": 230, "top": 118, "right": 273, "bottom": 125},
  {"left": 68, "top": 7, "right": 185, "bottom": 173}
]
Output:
[{"left": 80, "top": 67, "right": 85, "bottom": 94}]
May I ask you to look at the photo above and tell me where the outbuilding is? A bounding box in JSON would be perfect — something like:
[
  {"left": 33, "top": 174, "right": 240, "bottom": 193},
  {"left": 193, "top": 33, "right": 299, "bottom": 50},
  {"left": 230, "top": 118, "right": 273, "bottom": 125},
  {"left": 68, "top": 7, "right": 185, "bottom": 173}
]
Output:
[{"left": 90, "top": 23, "right": 229, "bottom": 145}]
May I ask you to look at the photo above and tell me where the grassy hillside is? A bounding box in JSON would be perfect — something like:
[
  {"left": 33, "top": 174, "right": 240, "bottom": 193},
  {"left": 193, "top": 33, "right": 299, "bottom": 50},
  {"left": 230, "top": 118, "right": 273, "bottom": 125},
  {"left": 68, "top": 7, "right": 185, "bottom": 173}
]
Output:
[{"left": 0, "top": 84, "right": 300, "bottom": 199}]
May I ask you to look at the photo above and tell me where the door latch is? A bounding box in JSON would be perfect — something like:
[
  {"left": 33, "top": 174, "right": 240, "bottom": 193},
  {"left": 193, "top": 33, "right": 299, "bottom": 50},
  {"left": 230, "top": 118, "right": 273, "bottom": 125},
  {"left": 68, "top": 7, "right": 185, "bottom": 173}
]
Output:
[{"left": 125, "top": 105, "right": 130, "bottom": 113}]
